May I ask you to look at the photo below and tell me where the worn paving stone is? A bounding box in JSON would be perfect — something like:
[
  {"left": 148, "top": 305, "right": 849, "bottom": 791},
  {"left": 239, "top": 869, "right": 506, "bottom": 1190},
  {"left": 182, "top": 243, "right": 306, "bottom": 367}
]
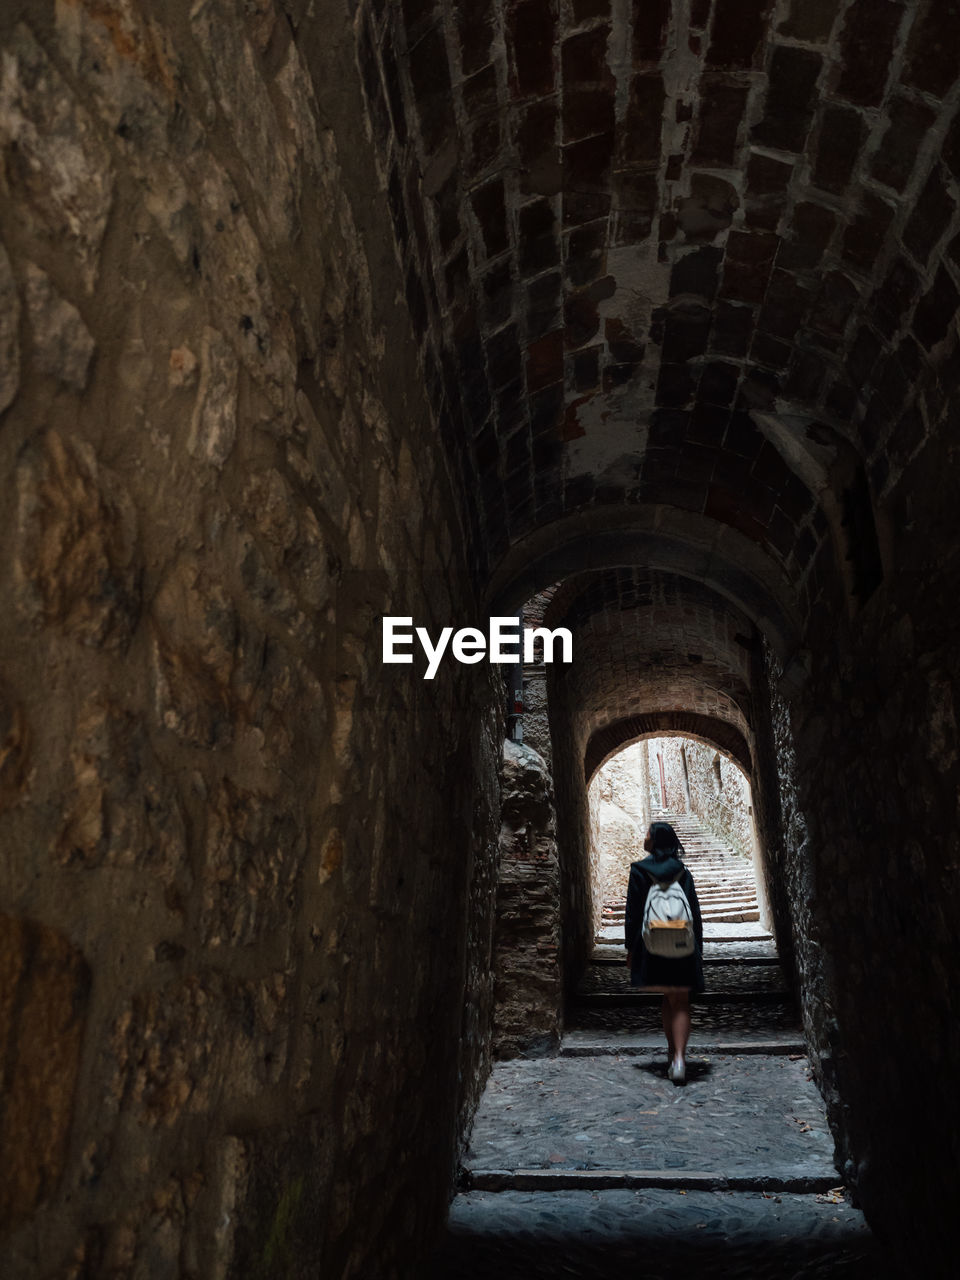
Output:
[
  {"left": 465, "top": 1054, "right": 834, "bottom": 1177},
  {"left": 420, "top": 1189, "right": 886, "bottom": 1278}
]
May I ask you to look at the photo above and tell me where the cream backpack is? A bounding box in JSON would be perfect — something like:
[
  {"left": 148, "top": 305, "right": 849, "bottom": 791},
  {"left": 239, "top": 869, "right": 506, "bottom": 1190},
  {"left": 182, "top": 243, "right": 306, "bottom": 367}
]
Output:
[{"left": 641, "top": 876, "right": 696, "bottom": 957}]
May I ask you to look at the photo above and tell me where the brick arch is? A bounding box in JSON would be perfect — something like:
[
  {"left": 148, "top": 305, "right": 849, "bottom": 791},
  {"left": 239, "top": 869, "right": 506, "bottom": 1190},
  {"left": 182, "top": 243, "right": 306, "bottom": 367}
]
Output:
[
  {"left": 491, "top": 504, "right": 805, "bottom": 664},
  {"left": 585, "top": 713, "right": 752, "bottom": 783},
  {"left": 538, "top": 565, "right": 756, "bottom": 772}
]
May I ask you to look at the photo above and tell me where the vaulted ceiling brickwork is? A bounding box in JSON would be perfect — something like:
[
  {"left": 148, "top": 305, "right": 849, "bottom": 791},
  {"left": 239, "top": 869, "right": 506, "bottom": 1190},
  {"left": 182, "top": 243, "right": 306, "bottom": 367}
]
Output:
[{"left": 357, "top": 0, "right": 960, "bottom": 629}]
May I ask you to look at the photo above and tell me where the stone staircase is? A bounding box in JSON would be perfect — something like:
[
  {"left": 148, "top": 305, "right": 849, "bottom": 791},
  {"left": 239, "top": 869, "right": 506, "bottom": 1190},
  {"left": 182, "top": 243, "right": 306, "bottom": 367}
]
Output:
[{"left": 600, "top": 809, "right": 764, "bottom": 932}]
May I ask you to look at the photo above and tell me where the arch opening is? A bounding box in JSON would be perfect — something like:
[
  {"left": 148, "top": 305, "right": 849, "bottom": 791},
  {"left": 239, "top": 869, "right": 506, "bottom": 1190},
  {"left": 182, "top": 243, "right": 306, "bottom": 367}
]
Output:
[{"left": 588, "top": 735, "right": 772, "bottom": 947}]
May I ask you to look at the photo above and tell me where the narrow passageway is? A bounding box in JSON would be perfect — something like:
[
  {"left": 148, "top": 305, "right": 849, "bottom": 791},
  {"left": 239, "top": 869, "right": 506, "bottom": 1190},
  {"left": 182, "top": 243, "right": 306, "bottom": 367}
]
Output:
[
  {"left": 4, "top": 3, "right": 960, "bottom": 1273},
  {"left": 424, "top": 817, "right": 885, "bottom": 1278}
]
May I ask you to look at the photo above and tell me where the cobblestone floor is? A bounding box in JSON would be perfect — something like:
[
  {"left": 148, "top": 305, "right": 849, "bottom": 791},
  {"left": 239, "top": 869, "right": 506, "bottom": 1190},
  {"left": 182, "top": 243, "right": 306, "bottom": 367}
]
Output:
[
  {"left": 419, "top": 1189, "right": 887, "bottom": 1279},
  {"left": 465, "top": 1055, "right": 832, "bottom": 1177}
]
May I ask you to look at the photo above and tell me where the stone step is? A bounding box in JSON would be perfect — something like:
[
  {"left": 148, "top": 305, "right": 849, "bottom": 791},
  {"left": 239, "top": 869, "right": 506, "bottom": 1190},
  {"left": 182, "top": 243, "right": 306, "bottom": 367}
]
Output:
[
  {"left": 588, "top": 953, "right": 781, "bottom": 967},
  {"left": 591, "top": 941, "right": 779, "bottom": 964},
  {"left": 700, "top": 901, "right": 760, "bottom": 911},
  {"left": 424, "top": 1188, "right": 882, "bottom": 1278},
  {"left": 573, "top": 990, "right": 791, "bottom": 1008},
  {"left": 693, "top": 877, "right": 757, "bottom": 885},
  {"left": 594, "top": 923, "right": 774, "bottom": 951},
  {"left": 560, "top": 1033, "right": 805, "bottom": 1055},
  {"left": 601, "top": 892, "right": 757, "bottom": 916},
  {"left": 602, "top": 885, "right": 757, "bottom": 906},
  {"left": 701, "top": 910, "right": 761, "bottom": 922},
  {"left": 466, "top": 1168, "right": 838, "bottom": 1193}
]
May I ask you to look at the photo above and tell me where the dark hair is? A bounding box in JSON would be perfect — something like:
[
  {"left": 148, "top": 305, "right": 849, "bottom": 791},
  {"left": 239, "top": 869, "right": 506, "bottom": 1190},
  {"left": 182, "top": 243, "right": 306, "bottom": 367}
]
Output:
[{"left": 647, "top": 820, "right": 685, "bottom": 861}]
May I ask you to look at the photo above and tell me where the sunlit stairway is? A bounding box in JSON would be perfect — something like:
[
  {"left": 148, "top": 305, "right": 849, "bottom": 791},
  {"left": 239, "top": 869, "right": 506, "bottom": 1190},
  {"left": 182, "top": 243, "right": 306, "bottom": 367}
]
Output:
[{"left": 598, "top": 809, "right": 769, "bottom": 943}]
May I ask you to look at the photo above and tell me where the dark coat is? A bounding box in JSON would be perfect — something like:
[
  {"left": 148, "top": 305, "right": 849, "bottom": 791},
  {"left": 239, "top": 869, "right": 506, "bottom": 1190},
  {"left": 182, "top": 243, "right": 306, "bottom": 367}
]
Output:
[{"left": 624, "top": 855, "right": 705, "bottom": 991}]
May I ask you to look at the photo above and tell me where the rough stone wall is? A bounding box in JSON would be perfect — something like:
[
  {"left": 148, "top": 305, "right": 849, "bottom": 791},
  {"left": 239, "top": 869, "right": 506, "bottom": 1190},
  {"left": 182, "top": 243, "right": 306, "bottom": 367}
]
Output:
[
  {"left": 545, "top": 661, "right": 597, "bottom": 991},
  {"left": 755, "top": 460, "right": 960, "bottom": 1271},
  {"left": 519, "top": 658, "right": 552, "bottom": 763},
  {"left": 785, "top": 590, "right": 960, "bottom": 1265},
  {"left": 651, "top": 737, "right": 685, "bottom": 811},
  {"left": 492, "top": 740, "right": 561, "bottom": 1059},
  {"left": 677, "top": 738, "right": 755, "bottom": 859},
  {"left": 754, "top": 642, "right": 819, "bottom": 1001},
  {"left": 517, "top": 591, "right": 557, "bottom": 765},
  {"left": 0, "top": 5, "right": 501, "bottom": 1277},
  {"left": 588, "top": 744, "right": 649, "bottom": 905}
]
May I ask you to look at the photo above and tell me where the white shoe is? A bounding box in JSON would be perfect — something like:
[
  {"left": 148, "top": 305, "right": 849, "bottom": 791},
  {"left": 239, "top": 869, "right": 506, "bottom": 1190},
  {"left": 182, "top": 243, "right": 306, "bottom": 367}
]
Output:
[{"left": 667, "top": 1057, "right": 686, "bottom": 1084}]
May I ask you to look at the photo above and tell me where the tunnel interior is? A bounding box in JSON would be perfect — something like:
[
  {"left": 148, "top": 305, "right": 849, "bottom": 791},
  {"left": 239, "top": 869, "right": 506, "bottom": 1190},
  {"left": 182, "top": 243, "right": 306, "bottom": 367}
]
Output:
[{"left": 1, "top": 0, "right": 959, "bottom": 1277}]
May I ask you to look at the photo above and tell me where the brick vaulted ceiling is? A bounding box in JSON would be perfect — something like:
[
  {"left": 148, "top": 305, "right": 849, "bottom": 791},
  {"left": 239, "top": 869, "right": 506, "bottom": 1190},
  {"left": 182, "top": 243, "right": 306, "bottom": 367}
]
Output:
[{"left": 356, "top": 0, "right": 960, "bottom": 630}]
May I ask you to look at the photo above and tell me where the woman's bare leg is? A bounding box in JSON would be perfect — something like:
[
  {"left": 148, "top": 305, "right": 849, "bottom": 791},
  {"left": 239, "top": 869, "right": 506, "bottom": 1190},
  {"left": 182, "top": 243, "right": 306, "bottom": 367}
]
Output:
[
  {"left": 667, "top": 990, "right": 691, "bottom": 1065},
  {"left": 661, "top": 997, "right": 675, "bottom": 1060}
]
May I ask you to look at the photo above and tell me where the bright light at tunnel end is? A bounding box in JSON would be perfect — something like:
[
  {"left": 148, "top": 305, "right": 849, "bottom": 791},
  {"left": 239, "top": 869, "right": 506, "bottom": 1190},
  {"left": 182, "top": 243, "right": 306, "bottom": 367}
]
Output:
[{"left": 382, "top": 616, "right": 573, "bottom": 680}]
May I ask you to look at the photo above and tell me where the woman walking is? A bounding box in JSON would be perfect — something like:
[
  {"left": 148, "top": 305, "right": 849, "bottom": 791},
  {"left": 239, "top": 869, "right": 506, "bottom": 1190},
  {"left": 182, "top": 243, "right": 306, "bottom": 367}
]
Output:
[{"left": 625, "top": 820, "right": 704, "bottom": 1084}]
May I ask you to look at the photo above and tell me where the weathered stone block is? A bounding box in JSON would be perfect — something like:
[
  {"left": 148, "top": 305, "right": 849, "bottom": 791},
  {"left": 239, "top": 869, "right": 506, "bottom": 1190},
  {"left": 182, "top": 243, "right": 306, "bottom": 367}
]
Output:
[
  {"left": 835, "top": 0, "right": 903, "bottom": 106},
  {"left": 0, "top": 915, "right": 90, "bottom": 1229},
  {"left": 0, "top": 25, "right": 113, "bottom": 291},
  {"left": 112, "top": 970, "right": 288, "bottom": 1127},
  {"left": 562, "top": 25, "right": 612, "bottom": 85},
  {"left": 56, "top": 698, "right": 186, "bottom": 875},
  {"left": 693, "top": 75, "right": 749, "bottom": 165},
  {"left": 633, "top": 0, "right": 670, "bottom": 62},
  {"left": 902, "top": 165, "right": 955, "bottom": 267},
  {"left": 187, "top": 328, "right": 239, "bottom": 468},
  {"left": 23, "top": 264, "right": 95, "bottom": 391},
  {"left": 0, "top": 682, "right": 29, "bottom": 816},
  {"left": 751, "top": 47, "right": 821, "bottom": 152},
  {"left": 457, "top": 1, "right": 496, "bottom": 77},
  {"left": 778, "top": 0, "right": 840, "bottom": 41},
  {"left": 15, "top": 431, "right": 140, "bottom": 649},
  {"left": 903, "top": 1, "right": 960, "bottom": 99},
  {"left": 812, "top": 104, "right": 866, "bottom": 195},
  {"left": 0, "top": 243, "right": 19, "bottom": 414},
  {"left": 912, "top": 268, "right": 960, "bottom": 353},
  {"left": 706, "top": 0, "right": 773, "bottom": 69},
  {"left": 509, "top": 0, "right": 558, "bottom": 97},
  {"left": 200, "top": 780, "right": 307, "bottom": 949},
  {"left": 872, "top": 97, "right": 936, "bottom": 193}
]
